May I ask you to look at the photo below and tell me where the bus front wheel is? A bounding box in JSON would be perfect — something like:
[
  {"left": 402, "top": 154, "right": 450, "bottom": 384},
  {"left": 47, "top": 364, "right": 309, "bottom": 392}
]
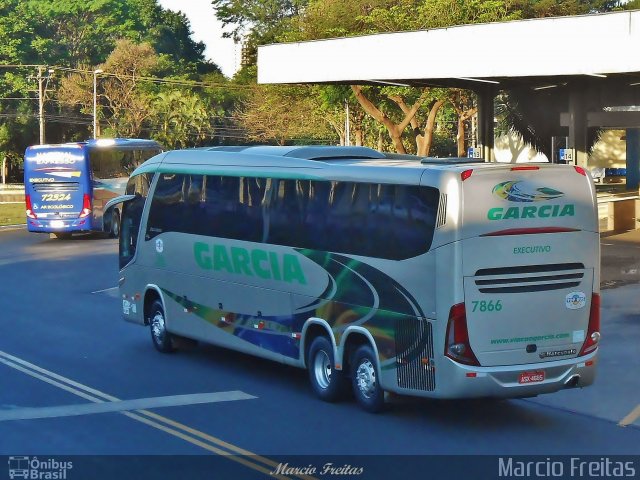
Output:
[
  {"left": 351, "top": 344, "right": 385, "bottom": 413},
  {"left": 149, "top": 300, "right": 176, "bottom": 353},
  {"left": 307, "top": 336, "right": 347, "bottom": 402}
]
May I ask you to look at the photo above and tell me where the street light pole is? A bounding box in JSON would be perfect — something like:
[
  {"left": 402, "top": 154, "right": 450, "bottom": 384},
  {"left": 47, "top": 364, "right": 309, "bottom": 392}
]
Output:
[{"left": 93, "top": 69, "right": 103, "bottom": 139}]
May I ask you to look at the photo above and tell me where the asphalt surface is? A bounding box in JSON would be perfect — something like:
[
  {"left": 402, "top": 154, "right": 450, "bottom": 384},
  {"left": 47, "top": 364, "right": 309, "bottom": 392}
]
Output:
[{"left": 0, "top": 228, "right": 638, "bottom": 479}]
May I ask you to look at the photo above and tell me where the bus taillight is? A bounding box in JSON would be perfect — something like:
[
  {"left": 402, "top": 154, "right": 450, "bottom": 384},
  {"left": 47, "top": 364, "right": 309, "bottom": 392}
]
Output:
[
  {"left": 445, "top": 303, "right": 480, "bottom": 366},
  {"left": 25, "top": 194, "right": 37, "bottom": 219},
  {"left": 78, "top": 194, "right": 92, "bottom": 218},
  {"left": 579, "top": 293, "right": 600, "bottom": 356}
]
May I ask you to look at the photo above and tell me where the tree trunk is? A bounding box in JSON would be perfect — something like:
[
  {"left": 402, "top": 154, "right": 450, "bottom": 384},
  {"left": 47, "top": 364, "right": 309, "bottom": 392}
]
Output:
[
  {"left": 352, "top": 85, "right": 426, "bottom": 154},
  {"left": 353, "top": 109, "right": 364, "bottom": 146},
  {"left": 387, "top": 90, "right": 436, "bottom": 156},
  {"left": 456, "top": 107, "right": 477, "bottom": 157},
  {"left": 326, "top": 117, "right": 345, "bottom": 145},
  {"left": 416, "top": 99, "right": 445, "bottom": 156},
  {"left": 354, "top": 128, "right": 363, "bottom": 146}
]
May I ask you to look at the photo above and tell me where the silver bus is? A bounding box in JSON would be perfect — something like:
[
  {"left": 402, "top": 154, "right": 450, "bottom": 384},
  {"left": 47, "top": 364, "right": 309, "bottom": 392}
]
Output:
[{"left": 108, "top": 146, "right": 600, "bottom": 412}]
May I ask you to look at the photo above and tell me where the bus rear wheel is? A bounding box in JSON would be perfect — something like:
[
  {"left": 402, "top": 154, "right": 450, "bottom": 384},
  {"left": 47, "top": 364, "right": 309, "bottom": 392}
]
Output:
[
  {"left": 108, "top": 210, "right": 120, "bottom": 238},
  {"left": 307, "top": 336, "right": 347, "bottom": 402},
  {"left": 351, "top": 344, "right": 385, "bottom": 413},
  {"left": 149, "top": 300, "right": 176, "bottom": 353}
]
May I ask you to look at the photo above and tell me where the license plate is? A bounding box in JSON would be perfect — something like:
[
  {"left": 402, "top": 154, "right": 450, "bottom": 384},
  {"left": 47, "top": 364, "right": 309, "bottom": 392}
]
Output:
[
  {"left": 50, "top": 220, "right": 65, "bottom": 229},
  {"left": 518, "top": 371, "right": 545, "bottom": 384}
]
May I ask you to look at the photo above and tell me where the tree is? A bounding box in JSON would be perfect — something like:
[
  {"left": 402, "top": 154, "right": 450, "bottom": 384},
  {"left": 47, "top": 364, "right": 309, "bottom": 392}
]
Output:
[
  {"left": 352, "top": 85, "right": 426, "bottom": 154},
  {"left": 212, "top": 0, "right": 308, "bottom": 43},
  {"left": 448, "top": 89, "right": 477, "bottom": 157},
  {"left": 98, "top": 40, "right": 160, "bottom": 137},
  {"left": 151, "top": 90, "right": 212, "bottom": 149},
  {"left": 235, "top": 84, "right": 336, "bottom": 145},
  {"left": 23, "top": 0, "right": 135, "bottom": 67}
]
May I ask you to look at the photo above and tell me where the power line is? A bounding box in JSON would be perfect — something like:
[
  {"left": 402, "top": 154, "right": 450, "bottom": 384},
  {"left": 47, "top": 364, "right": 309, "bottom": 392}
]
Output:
[{"left": 50, "top": 65, "right": 256, "bottom": 91}]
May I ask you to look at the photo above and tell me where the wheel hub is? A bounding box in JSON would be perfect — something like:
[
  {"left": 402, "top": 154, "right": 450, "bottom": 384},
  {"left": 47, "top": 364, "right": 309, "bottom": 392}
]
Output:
[
  {"left": 355, "top": 359, "right": 377, "bottom": 398},
  {"left": 313, "top": 350, "right": 332, "bottom": 389},
  {"left": 151, "top": 313, "right": 165, "bottom": 340}
]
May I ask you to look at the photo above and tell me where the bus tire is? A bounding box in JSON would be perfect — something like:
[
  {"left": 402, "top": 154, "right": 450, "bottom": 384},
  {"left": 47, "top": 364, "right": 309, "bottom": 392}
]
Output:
[
  {"left": 149, "top": 299, "right": 176, "bottom": 353},
  {"left": 108, "top": 209, "right": 120, "bottom": 238},
  {"left": 307, "top": 336, "right": 347, "bottom": 402},
  {"left": 351, "top": 344, "right": 385, "bottom": 413}
]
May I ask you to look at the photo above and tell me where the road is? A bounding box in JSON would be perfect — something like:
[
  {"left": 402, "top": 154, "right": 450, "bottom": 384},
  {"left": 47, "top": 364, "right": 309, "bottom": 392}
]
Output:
[{"left": 0, "top": 228, "right": 638, "bottom": 479}]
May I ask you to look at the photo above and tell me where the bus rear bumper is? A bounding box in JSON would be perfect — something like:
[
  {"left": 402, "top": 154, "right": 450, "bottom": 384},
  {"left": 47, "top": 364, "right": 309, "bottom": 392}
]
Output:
[
  {"left": 389, "top": 351, "right": 597, "bottom": 399},
  {"left": 27, "top": 217, "right": 92, "bottom": 232}
]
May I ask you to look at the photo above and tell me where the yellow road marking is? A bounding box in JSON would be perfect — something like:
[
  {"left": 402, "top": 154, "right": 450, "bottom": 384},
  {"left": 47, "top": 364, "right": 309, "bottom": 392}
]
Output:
[
  {"left": 619, "top": 404, "right": 640, "bottom": 427},
  {"left": 0, "top": 350, "right": 315, "bottom": 480}
]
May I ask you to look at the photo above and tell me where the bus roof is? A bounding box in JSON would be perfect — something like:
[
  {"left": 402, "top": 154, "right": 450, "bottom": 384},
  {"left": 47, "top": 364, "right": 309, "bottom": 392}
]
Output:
[
  {"left": 26, "top": 138, "right": 162, "bottom": 152},
  {"left": 131, "top": 145, "right": 559, "bottom": 184}
]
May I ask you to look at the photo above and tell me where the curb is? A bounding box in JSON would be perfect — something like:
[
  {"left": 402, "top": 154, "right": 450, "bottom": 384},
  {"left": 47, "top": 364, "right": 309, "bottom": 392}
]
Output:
[{"left": 0, "top": 224, "right": 26, "bottom": 231}]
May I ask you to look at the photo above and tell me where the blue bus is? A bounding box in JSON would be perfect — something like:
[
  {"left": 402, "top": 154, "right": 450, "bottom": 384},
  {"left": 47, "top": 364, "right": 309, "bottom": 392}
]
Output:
[{"left": 24, "top": 138, "right": 162, "bottom": 238}]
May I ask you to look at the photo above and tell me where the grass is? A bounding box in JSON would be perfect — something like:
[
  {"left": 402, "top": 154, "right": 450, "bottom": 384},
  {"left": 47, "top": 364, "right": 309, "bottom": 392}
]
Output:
[{"left": 0, "top": 203, "right": 25, "bottom": 226}]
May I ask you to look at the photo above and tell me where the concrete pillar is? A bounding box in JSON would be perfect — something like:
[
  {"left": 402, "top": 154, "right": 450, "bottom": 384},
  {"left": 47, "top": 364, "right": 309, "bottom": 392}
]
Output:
[
  {"left": 568, "top": 88, "right": 588, "bottom": 168},
  {"left": 626, "top": 128, "right": 640, "bottom": 191},
  {"left": 477, "top": 88, "right": 496, "bottom": 162}
]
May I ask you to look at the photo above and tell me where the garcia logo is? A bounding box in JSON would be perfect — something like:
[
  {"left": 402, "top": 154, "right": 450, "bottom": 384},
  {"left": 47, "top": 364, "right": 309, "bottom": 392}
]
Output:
[
  {"left": 194, "top": 242, "right": 307, "bottom": 285},
  {"left": 492, "top": 181, "right": 564, "bottom": 203},
  {"left": 488, "top": 204, "right": 575, "bottom": 220}
]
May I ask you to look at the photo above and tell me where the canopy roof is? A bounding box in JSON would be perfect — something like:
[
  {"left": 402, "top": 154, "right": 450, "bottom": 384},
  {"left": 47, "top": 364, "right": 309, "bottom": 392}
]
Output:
[{"left": 258, "top": 10, "right": 640, "bottom": 91}]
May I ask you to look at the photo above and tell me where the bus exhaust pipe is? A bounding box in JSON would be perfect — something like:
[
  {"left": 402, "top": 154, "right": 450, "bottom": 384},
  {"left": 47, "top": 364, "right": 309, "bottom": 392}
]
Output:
[{"left": 564, "top": 375, "right": 581, "bottom": 388}]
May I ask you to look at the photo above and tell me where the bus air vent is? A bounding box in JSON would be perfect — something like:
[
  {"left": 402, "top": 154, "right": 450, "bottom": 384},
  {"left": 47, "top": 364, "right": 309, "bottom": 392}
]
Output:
[
  {"left": 436, "top": 193, "right": 447, "bottom": 228},
  {"left": 474, "top": 263, "right": 585, "bottom": 294},
  {"left": 395, "top": 317, "right": 435, "bottom": 391}
]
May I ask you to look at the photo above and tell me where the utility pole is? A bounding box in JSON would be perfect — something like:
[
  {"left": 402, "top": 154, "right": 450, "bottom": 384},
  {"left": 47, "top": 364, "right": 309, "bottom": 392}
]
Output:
[
  {"left": 35, "top": 66, "right": 54, "bottom": 145},
  {"left": 93, "top": 69, "right": 104, "bottom": 139},
  {"left": 37, "top": 66, "right": 45, "bottom": 144}
]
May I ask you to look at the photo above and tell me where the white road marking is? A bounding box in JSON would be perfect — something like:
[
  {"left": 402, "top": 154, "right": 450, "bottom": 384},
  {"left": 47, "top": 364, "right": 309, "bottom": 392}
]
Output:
[
  {"left": 619, "top": 404, "right": 640, "bottom": 427},
  {"left": 91, "top": 286, "right": 119, "bottom": 295},
  {"left": 0, "top": 350, "right": 312, "bottom": 480},
  {"left": 0, "top": 391, "right": 256, "bottom": 421}
]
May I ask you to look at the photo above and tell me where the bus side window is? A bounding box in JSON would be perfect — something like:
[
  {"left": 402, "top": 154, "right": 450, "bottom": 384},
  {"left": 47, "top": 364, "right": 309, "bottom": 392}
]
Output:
[
  {"left": 241, "top": 177, "right": 266, "bottom": 243},
  {"left": 305, "top": 180, "right": 330, "bottom": 250},
  {"left": 146, "top": 173, "right": 186, "bottom": 240},
  {"left": 268, "top": 179, "right": 304, "bottom": 247}
]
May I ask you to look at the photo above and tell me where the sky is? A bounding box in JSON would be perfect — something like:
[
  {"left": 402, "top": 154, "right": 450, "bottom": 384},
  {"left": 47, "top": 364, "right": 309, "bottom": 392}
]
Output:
[{"left": 157, "top": 0, "right": 241, "bottom": 77}]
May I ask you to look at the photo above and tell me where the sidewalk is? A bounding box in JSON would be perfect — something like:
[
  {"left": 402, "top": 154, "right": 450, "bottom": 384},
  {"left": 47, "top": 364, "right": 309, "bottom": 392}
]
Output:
[{"left": 601, "top": 229, "right": 640, "bottom": 289}]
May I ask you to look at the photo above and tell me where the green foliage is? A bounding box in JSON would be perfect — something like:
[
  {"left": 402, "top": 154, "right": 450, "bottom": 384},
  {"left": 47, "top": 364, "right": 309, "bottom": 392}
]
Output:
[
  {"left": 0, "top": 0, "right": 230, "bottom": 174},
  {"left": 23, "top": 0, "right": 136, "bottom": 66},
  {"left": 213, "top": 0, "right": 308, "bottom": 42},
  {"left": 151, "top": 90, "right": 213, "bottom": 149},
  {"left": 235, "top": 84, "right": 336, "bottom": 145}
]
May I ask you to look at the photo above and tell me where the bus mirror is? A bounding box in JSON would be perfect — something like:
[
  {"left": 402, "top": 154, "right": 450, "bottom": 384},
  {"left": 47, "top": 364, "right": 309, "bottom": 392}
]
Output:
[{"left": 104, "top": 194, "right": 136, "bottom": 214}]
